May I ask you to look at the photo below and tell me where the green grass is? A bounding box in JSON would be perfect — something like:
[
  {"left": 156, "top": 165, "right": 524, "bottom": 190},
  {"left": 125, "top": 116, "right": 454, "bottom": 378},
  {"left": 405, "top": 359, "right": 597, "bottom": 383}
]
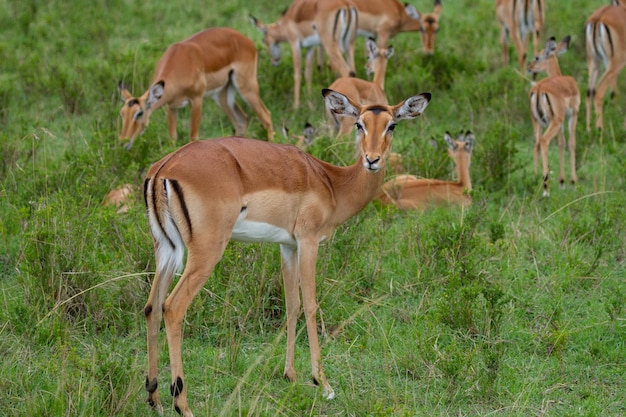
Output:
[{"left": 1, "top": 0, "right": 625, "bottom": 416}]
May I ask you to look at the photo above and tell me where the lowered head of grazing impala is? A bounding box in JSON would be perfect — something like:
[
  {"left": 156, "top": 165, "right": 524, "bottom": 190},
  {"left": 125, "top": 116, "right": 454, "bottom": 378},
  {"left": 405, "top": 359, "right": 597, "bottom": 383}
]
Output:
[{"left": 141, "top": 88, "right": 431, "bottom": 416}]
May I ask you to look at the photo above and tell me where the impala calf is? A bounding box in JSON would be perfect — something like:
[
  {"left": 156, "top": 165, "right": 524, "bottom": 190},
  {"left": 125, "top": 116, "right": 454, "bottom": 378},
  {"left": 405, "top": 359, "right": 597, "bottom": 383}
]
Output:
[
  {"left": 353, "top": 0, "right": 442, "bottom": 54},
  {"left": 142, "top": 89, "right": 431, "bottom": 416},
  {"left": 251, "top": 0, "right": 358, "bottom": 108},
  {"left": 496, "top": 0, "right": 544, "bottom": 68},
  {"left": 527, "top": 36, "right": 580, "bottom": 197},
  {"left": 118, "top": 27, "right": 274, "bottom": 149},
  {"left": 326, "top": 38, "right": 393, "bottom": 137},
  {"left": 376, "top": 131, "right": 474, "bottom": 210},
  {"left": 584, "top": 0, "right": 626, "bottom": 131}
]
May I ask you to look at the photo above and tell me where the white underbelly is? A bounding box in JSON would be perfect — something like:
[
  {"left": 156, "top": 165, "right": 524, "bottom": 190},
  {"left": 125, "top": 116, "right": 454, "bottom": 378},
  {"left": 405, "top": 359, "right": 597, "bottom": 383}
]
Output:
[{"left": 231, "top": 217, "right": 295, "bottom": 245}]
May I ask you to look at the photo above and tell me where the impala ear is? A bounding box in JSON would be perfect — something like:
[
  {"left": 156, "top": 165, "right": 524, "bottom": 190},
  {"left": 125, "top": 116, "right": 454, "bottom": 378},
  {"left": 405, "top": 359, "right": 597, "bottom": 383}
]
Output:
[
  {"left": 444, "top": 131, "right": 456, "bottom": 150},
  {"left": 405, "top": 4, "right": 420, "bottom": 21},
  {"left": 386, "top": 46, "right": 395, "bottom": 59},
  {"left": 366, "top": 38, "right": 378, "bottom": 58},
  {"left": 147, "top": 80, "right": 164, "bottom": 109},
  {"left": 557, "top": 36, "right": 571, "bottom": 55},
  {"left": 322, "top": 89, "right": 360, "bottom": 119},
  {"left": 118, "top": 81, "right": 132, "bottom": 102},
  {"left": 393, "top": 92, "right": 431, "bottom": 120},
  {"left": 250, "top": 15, "right": 266, "bottom": 33},
  {"left": 463, "top": 131, "right": 475, "bottom": 153}
]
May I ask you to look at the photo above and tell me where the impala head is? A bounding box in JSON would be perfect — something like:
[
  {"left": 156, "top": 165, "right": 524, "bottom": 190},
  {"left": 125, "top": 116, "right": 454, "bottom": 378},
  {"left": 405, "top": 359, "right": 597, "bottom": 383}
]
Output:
[
  {"left": 322, "top": 89, "right": 431, "bottom": 172},
  {"left": 444, "top": 130, "right": 475, "bottom": 164},
  {"left": 250, "top": 15, "right": 283, "bottom": 66},
  {"left": 406, "top": 0, "right": 442, "bottom": 54},
  {"left": 118, "top": 80, "right": 164, "bottom": 149},
  {"left": 527, "top": 36, "right": 571, "bottom": 76},
  {"left": 365, "top": 38, "right": 394, "bottom": 78}
]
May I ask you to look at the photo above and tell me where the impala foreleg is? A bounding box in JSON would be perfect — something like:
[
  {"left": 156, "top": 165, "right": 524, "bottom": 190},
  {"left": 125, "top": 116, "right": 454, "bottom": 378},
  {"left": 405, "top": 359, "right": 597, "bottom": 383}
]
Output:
[
  {"left": 189, "top": 97, "right": 203, "bottom": 141},
  {"left": 298, "top": 240, "right": 334, "bottom": 399},
  {"left": 280, "top": 244, "right": 300, "bottom": 382},
  {"left": 167, "top": 107, "right": 179, "bottom": 142}
]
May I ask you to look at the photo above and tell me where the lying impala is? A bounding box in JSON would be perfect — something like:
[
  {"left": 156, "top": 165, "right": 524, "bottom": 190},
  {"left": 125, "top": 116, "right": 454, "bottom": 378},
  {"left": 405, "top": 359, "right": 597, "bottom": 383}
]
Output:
[
  {"left": 376, "top": 131, "right": 474, "bottom": 210},
  {"left": 141, "top": 88, "right": 431, "bottom": 416},
  {"left": 326, "top": 38, "right": 393, "bottom": 137},
  {"left": 352, "top": 0, "right": 443, "bottom": 54},
  {"left": 584, "top": 0, "right": 626, "bottom": 131},
  {"left": 527, "top": 36, "right": 580, "bottom": 197},
  {"left": 251, "top": 0, "right": 358, "bottom": 108},
  {"left": 118, "top": 27, "right": 274, "bottom": 149},
  {"left": 496, "top": 0, "right": 545, "bottom": 68}
]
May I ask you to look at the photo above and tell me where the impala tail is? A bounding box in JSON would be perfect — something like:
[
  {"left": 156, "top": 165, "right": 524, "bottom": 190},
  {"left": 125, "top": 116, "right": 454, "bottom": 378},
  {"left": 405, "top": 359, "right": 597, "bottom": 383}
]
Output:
[
  {"left": 144, "top": 177, "right": 186, "bottom": 278},
  {"left": 334, "top": 6, "right": 358, "bottom": 74}
]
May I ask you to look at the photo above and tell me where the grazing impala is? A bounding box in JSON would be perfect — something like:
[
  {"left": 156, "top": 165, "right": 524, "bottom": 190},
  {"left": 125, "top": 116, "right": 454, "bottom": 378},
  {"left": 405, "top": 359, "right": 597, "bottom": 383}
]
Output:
[
  {"left": 496, "top": 0, "right": 545, "bottom": 68},
  {"left": 118, "top": 27, "right": 274, "bottom": 149},
  {"left": 584, "top": 0, "right": 626, "bottom": 131},
  {"left": 326, "top": 38, "right": 393, "bottom": 137},
  {"left": 352, "top": 0, "right": 443, "bottom": 54},
  {"left": 251, "top": 0, "right": 358, "bottom": 108},
  {"left": 376, "top": 131, "right": 474, "bottom": 210},
  {"left": 141, "top": 88, "right": 431, "bottom": 416},
  {"left": 527, "top": 36, "right": 580, "bottom": 197}
]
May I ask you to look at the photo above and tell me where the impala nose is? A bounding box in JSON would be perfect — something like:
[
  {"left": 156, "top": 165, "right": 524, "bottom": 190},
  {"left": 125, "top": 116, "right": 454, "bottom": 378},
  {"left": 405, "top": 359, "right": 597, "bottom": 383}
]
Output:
[{"left": 364, "top": 155, "right": 381, "bottom": 171}]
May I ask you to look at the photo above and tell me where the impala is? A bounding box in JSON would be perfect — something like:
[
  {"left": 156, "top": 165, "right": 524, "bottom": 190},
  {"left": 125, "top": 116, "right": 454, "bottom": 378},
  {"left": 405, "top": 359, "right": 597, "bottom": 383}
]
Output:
[
  {"left": 527, "top": 36, "right": 580, "bottom": 197},
  {"left": 376, "top": 131, "right": 474, "bottom": 210},
  {"left": 584, "top": 0, "right": 626, "bottom": 131},
  {"left": 496, "top": 0, "right": 545, "bottom": 68},
  {"left": 352, "top": 0, "right": 443, "bottom": 54},
  {"left": 141, "top": 88, "right": 431, "bottom": 416},
  {"left": 118, "top": 27, "right": 274, "bottom": 149},
  {"left": 251, "top": 0, "right": 358, "bottom": 108},
  {"left": 326, "top": 38, "right": 393, "bottom": 137}
]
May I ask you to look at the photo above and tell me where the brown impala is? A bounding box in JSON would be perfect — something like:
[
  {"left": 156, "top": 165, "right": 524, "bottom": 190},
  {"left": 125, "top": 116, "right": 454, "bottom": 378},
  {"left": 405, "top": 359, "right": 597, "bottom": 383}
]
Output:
[
  {"left": 118, "top": 27, "right": 274, "bottom": 149},
  {"left": 141, "top": 89, "right": 431, "bottom": 416}
]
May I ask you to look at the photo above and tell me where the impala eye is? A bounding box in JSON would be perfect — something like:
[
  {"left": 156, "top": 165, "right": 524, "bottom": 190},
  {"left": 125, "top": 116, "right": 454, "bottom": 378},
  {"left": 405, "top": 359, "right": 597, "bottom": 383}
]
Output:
[
  {"left": 387, "top": 123, "right": 396, "bottom": 132},
  {"left": 355, "top": 122, "right": 364, "bottom": 132}
]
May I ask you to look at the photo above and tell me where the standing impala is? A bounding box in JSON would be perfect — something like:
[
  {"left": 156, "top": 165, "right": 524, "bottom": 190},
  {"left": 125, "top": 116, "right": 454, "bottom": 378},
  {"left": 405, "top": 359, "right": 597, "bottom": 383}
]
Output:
[
  {"left": 584, "top": 0, "right": 626, "bottom": 131},
  {"left": 118, "top": 27, "right": 274, "bottom": 149},
  {"left": 352, "top": 0, "right": 443, "bottom": 54},
  {"left": 496, "top": 0, "right": 545, "bottom": 68},
  {"left": 251, "top": 0, "right": 358, "bottom": 108},
  {"left": 376, "top": 131, "right": 474, "bottom": 209},
  {"left": 326, "top": 38, "right": 394, "bottom": 137},
  {"left": 527, "top": 36, "right": 580, "bottom": 197},
  {"left": 141, "top": 89, "right": 431, "bottom": 416}
]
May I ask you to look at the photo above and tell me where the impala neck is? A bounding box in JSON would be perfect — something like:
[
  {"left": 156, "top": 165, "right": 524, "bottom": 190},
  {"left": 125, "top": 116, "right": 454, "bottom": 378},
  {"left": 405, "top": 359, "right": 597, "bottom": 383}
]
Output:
[
  {"left": 544, "top": 58, "right": 563, "bottom": 78},
  {"left": 456, "top": 155, "right": 472, "bottom": 191},
  {"left": 325, "top": 157, "right": 386, "bottom": 225},
  {"left": 372, "top": 59, "right": 388, "bottom": 90}
]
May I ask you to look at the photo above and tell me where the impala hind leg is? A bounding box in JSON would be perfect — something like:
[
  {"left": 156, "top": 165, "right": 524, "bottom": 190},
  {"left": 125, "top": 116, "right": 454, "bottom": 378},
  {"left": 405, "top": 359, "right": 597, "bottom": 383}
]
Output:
[
  {"left": 233, "top": 71, "right": 275, "bottom": 141},
  {"left": 163, "top": 241, "right": 229, "bottom": 417},
  {"left": 145, "top": 256, "right": 179, "bottom": 413},
  {"left": 216, "top": 82, "right": 248, "bottom": 137}
]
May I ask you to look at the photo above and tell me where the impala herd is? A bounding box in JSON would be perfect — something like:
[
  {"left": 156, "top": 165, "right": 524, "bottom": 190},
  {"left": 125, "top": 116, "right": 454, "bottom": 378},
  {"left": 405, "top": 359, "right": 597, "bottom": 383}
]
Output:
[{"left": 113, "top": 1, "right": 626, "bottom": 415}]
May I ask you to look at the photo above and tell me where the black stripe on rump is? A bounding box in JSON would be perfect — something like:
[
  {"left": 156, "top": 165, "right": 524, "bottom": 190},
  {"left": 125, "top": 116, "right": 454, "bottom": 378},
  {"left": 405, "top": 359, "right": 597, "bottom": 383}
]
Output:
[{"left": 169, "top": 179, "right": 192, "bottom": 239}]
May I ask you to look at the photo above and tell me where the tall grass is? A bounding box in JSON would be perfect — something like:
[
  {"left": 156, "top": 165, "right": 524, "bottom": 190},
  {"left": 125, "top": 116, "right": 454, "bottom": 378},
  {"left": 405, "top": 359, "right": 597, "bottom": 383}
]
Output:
[{"left": 1, "top": 0, "right": 625, "bottom": 415}]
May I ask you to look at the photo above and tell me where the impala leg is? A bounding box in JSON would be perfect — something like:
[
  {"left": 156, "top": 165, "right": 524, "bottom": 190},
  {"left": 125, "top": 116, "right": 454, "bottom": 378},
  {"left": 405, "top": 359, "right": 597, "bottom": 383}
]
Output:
[
  {"left": 539, "top": 121, "right": 562, "bottom": 197},
  {"left": 280, "top": 244, "right": 300, "bottom": 382},
  {"left": 557, "top": 125, "right": 566, "bottom": 189},
  {"left": 145, "top": 249, "right": 179, "bottom": 414},
  {"left": 568, "top": 111, "right": 578, "bottom": 185},
  {"left": 532, "top": 119, "right": 542, "bottom": 175},
  {"left": 167, "top": 107, "right": 179, "bottom": 143},
  {"left": 216, "top": 83, "right": 248, "bottom": 137},
  {"left": 189, "top": 97, "right": 203, "bottom": 141},
  {"left": 163, "top": 241, "right": 228, "bottom": 417},
  {"left": 290, "top": 42, "right": 302, "bottom": 108},
  {"left": 586, "top": 56, "right": 600, "bottom": 132},
  {"left": 305, "top": 47, "right": 315, "bottom": 99},
  {"left": 594, "top": 65, "right": 626, "bottom": 130},
  {"left": 233, "top": 68, "right": 274, "bottom": 141},
  {"left": 500, "top": 26, "right": 509, "bottom": 66},
  {"left": 298, "top": 240, "right": 334, "bottom": 399}
]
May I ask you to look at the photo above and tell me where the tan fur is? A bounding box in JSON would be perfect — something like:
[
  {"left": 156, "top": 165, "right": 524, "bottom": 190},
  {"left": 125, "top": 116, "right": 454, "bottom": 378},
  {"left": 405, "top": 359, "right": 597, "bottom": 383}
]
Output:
[
  {"left": 377, "top": 131, "right": 474, "bottom": 210},
  {"left": 102, "top": 184, "right": 134, "bottom": 214},
  {"left": 142, "top": 89, "right": 431, "bottom": 416},
  {"left": 118, "top": 27, "right": 274, "bottom": 149},
  {"left": 252, "top": 0, "right": 358, "bottom": 108},
  {"left": 496, "top": 0, "right": 544, "bottom": 68},
  {"left": 527, "top": 36, "right": 580, "bottom": 197},
  {"left": 584, "top": 0, "right": 626, "bottom": 131}
]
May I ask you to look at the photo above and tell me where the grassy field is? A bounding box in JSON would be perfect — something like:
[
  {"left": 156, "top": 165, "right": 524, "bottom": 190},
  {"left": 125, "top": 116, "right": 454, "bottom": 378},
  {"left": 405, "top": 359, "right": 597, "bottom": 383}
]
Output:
[{"left": 1, "top": 0, "right": 625, "bottom": 416}]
